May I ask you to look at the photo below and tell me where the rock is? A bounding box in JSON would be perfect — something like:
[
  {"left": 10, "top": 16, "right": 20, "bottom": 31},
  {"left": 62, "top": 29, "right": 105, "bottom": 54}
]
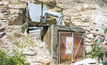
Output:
[
  {"left": 0, "top": 27, "right": 5, "bottom": 32},
  {"left": 73, "top": 58, "right": 98, "bottom": 65},
  {"left": 0, "top": 13, "right": 5, "bottom": 19},
  {"left": 41, "top": 0, "right": 57, "bottom": 6},
  {"left": 48, "top": 0, "right": 57, "bottom": 6},
  {"left": 64, "top": 21, "right": 71, "bottom": 26},
  {"left": 8, "top": 3, "right": 26, "bottom": 9},
  {"left": 86, "top": 34, "right": 94, "bottom": 39},
  {"left": 8, "top": 8, "right": 26, "bottom": 25},
  {"left": 85, "top": 42, "right": 93, "bottom": 46},
  {"left": 85, "top": 46, "right": 92, "bottom": 53},
  {"left": 23, "top": 40, "right": 50, "bottom": 65},
  {"left": 46, "top": 62, "right": 50, "bottom": 65},
  {"left": 105, "top": 36, "right": 107, "bottom": 40},
  {"left": 9, "top": 9, "right": 20, "bottom": 14},
  {"left": 5, "top": 25, "right": 23, "bottom": 37},
  {"left": 86, "top": 38, "right": 92, "bottom": 43},
  {"left": 0, "top": 21, "right": 8, "bottom": 27},
  {"left": 0, "top": 1, "right": 9, "bottom": 6},
  {"left": 0, "top": 32, "right": 5, "bottom": 38},
  {"left": 91, "top": 10, "right": 107, "bottom": 25},
  {"left": 8, "top": 14, "right": 24, "bottom": 25}
]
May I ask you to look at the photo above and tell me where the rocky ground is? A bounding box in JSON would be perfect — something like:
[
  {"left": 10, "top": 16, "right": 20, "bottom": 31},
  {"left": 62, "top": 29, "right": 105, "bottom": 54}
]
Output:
[
  {"left": 0, "top": 1, "right": 50, "bottom": 65},
  {"left": 0, "top": 0, "right": 107, "bottom": 65}
]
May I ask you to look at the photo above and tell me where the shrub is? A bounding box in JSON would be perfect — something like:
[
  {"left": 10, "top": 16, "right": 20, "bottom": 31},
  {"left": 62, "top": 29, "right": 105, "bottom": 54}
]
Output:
[
  {"left": 0, "top": 50, "right": 30, "bottom": 65},
  {"left": 89, "top": 43, "right": 104, "bottom": 61}
]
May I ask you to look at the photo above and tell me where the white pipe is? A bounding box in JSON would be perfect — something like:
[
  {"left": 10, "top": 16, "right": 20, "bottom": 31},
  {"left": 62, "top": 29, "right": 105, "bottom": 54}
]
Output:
[{"left": 43, "top": 10, "right": 62, "bottom": 25}]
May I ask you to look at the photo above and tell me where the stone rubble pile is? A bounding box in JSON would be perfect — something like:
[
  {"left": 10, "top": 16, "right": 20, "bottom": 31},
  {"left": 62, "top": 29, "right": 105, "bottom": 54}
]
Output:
[
  {"left": 0, "top": 1, "right": 26, "bottom": 26},
  {"left": 0, "top": 1, "right": 51, "bottom": 65},
  {"left": 23, "top": 40, "right": 51, "bottom": 65},
  {"left": 0, "top": 36, "right": 15, "bottom": 56},
  {"left": 0, "top": 1, "right": 27, "bottom": 37},
  {"left": 0, "top": 35, "right": 51, "bottom": 65}
]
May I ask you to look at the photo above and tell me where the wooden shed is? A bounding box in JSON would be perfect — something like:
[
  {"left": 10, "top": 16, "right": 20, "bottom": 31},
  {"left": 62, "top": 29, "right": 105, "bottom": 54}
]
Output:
[{"left": 43, "top": 25, "right": 86, "bottom": 64}]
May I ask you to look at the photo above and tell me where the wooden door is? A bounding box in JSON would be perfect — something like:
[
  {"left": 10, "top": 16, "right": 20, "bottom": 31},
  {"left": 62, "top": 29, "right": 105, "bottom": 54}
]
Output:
[{"left": 58, "top": 31, "right": 84, "bottom": 64}]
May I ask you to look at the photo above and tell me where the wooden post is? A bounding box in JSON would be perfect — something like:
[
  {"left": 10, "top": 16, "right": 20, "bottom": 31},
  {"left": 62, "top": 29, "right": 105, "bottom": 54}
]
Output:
[
  {"left": 40, "top": 3, "right": 43, "bottom": 24},
  {"left": 72, "top": 33, "right": 74, "bottom": 62},
  {"left": 26, "top": 4, "right": 29, "bottom": 33},
  {"left": 59, "top": 33, "right": 60, "bottom": 64},
  {"left": 70, "top": 52, "right": 74, "bottom": 64}
]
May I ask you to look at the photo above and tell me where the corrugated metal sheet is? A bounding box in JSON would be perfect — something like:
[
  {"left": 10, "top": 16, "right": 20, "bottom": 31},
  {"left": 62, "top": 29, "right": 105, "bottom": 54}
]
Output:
[
  {"left": 29, "top": 27, "right": 42, "bottom": 39},
  {"left": 28, "top": 2, "right": 47, "bottom": 22}
]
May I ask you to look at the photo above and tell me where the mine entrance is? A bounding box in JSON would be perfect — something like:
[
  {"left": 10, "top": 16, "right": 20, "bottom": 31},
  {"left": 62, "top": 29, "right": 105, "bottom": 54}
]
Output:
[{"left": 58, "top": 31, "right": 84, "bottom": 64}]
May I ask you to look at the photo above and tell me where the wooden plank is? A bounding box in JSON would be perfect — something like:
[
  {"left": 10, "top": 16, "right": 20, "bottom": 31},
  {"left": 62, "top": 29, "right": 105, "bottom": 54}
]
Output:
[
  {"left": 56, "top": 25, "right": 85, "bottom": 33},
  {"left": 73, "top": 33, "right": 83, "bottom": 62},
  {"left": 59, "top": 32, "right": 73, "bottom": 64}
]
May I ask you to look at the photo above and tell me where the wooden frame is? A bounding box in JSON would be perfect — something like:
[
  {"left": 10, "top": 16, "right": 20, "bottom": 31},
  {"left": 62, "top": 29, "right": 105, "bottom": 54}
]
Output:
[{"left": 43, "top": 25, "right": 86, "bottom": 64}]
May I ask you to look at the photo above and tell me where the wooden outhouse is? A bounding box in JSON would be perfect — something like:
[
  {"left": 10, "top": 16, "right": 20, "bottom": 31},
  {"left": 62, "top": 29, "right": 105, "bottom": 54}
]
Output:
[{"left": 43, "top": 25, "right": 86, "bottom": 64}]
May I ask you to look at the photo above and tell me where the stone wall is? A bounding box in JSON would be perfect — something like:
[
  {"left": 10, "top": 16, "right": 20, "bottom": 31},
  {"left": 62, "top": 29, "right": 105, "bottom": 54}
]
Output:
[
  {"left": 60, "top": 2, "right": 107, "bottom": 56},
  {"left": 0, "top": 0, "right": 106, "bottom": 64},
  {"left": 0, "top": 1, "right": 27, "bottom": 37}
]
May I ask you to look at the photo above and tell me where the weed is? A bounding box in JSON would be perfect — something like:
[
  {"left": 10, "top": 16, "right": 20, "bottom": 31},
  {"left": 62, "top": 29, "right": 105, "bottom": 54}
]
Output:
[
  {"left": 13, "top": 35, "right": 34, "bottom": 48},
  {"left": 0, "top": 50, "right": 30, "bottom": 65}
]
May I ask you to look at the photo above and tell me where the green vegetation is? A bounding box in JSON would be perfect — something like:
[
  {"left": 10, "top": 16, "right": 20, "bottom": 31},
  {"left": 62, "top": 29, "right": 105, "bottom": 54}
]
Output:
[
  {"left": 13, "top": 35, "right": 34, "bottom": 48},
  {"left": 103, "top": 0, "right": 107, "bottom": 3},
  {"left": 24, "top": 35, "right": 34, "bottom": 46},
  {"left": 13, "top": 39, "right": 23, "bottom": 48},
  {"left": 103, "top": 60, "right": 107, "bottom": 65},
  {"left": 89, "top": 43, "right": 105, "bottom": 61},
  {"left": 0, "top": 50, "right": 30, "bottom": 65},
  {"left": 104, "top": 27, "right": 107, "bottom": 34}
]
